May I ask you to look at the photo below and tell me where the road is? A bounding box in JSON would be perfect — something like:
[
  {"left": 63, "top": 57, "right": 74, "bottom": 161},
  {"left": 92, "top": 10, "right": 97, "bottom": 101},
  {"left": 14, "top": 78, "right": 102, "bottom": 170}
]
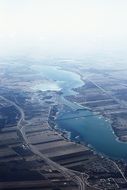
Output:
[
  {"left": 2, "top": 93, "right": 126, "bottom": 189},
  {"left": 78, "top": 78, "right": 127, "bottom": 183},
  {"left": 87, "top": 79, "right": 127, "bottom": 108},
  {"left": 0, "top": 95, "right": 86, "bottom": 190}
]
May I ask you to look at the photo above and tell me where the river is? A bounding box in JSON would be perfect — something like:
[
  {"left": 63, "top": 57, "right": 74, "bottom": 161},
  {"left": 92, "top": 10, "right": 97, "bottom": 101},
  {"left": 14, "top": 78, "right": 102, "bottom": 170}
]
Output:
[{"left": 31, "top": 64, "right": 127, "bottom": 160}]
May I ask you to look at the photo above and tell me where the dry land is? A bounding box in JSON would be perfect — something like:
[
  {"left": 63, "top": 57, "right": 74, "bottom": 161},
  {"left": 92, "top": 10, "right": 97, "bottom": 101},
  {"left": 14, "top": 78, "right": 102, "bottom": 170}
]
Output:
[{"left": 0, "top": 60, "right": 127, "bottom": 189}]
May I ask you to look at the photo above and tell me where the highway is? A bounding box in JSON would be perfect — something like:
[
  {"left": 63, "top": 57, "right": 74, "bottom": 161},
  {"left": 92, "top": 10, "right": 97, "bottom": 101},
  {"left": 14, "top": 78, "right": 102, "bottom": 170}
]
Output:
[
  {"left": 0, "top": 95, "right": 86, "bottom": 190},
  {"left": 2, "top": 94, "right": 127, "bottom": 189}
]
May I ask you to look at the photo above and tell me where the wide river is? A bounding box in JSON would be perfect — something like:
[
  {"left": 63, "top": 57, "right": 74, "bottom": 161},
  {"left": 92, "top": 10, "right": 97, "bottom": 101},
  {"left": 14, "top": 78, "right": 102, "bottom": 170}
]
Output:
[{"left": 32, "top": 65, "right": 127, "bottom": 160}]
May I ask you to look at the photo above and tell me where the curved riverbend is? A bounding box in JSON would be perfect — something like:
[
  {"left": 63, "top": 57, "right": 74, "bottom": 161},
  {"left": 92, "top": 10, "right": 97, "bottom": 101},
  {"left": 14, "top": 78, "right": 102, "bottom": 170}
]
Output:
[{"left": 32, "top": 65, "right": 127, "bottom": 160}]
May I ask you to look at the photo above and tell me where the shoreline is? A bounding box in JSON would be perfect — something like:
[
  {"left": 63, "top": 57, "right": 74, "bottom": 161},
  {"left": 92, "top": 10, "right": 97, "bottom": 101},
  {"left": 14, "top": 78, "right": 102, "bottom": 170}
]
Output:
[
  {"left": 66, "top": 67, "right": 127, "bottom": 144},
  {"left": 45, "top": 65, "right": 127, "bottom": 163},
  {"left": 48, "top": 104, "right": 127, "bottom": 163}
]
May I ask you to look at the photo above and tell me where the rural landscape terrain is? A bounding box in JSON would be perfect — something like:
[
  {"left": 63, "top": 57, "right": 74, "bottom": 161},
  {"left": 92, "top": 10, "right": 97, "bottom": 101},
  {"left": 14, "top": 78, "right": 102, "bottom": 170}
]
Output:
[{"left": 0, "top": 58, "right": 127, "bottom": 190}]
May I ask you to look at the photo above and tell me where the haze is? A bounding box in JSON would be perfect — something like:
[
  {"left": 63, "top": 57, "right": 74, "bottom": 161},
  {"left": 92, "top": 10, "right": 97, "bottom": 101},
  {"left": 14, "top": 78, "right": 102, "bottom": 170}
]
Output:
[{"left": 0, "top": 0, "right": 127, "bottom": 58}]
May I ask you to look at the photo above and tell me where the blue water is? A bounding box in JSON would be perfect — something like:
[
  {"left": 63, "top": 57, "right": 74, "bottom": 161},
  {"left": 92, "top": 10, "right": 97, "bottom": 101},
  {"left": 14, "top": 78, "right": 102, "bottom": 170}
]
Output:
[
  {"left": 57, "top": 109, "right": 127, "bottom": 160},
  {"left": 32, "top": 65, "right": 127, "bottom": 160},
  {"left": 31, "top": 65, "right": 83, "bottom": 95}
]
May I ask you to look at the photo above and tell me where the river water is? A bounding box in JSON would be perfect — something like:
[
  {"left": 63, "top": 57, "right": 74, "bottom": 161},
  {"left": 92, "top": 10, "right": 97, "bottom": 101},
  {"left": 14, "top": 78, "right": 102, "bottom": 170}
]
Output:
[{"left": 32, "top": 64, "right": 127, "bottom": 160}]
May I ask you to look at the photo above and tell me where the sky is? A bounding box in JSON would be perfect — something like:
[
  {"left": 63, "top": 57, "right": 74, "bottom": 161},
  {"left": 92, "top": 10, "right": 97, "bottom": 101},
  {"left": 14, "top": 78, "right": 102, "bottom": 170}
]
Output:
[{"left": 0, "top": 0, "right": 127, "bottom": 58}]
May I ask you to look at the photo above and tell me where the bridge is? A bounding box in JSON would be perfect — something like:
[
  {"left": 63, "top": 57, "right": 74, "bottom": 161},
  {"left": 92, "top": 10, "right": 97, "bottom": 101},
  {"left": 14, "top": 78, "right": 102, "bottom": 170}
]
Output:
[{"left": 55, "top": 113, "right": 101, "bottom": 121}]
